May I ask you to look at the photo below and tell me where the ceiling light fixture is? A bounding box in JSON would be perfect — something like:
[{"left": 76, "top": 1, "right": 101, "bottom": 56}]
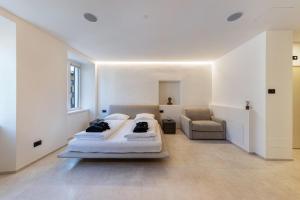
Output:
[
  {"left": 84, "top": 13, "right": 98, "bottom": 22},
  {"left": 227, "top": 12, "right": 243, "bottom": 22}
]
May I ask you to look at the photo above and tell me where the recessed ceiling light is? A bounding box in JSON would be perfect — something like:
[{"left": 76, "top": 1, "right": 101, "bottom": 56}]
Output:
[
  {"left": 84, "top": 13, "right": 98, "bottom": 22},
  {"left": 227, "top": 12, "right": 243, "bottom": 22}
]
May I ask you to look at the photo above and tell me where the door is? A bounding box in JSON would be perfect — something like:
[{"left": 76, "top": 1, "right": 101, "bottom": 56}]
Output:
[{"left": 293, "top": 67, "right": 300, "bottom": 148}]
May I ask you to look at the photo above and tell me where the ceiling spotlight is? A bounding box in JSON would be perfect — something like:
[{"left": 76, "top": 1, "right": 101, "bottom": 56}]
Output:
[
  {"left": 84, "top": 13, "right": 98, "bottom": 22},
  {"left": 227, "top": 12, "right": 243, "bottom": 22}
]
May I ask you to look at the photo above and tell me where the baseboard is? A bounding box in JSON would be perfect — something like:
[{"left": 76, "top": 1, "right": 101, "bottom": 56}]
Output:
[
  {"left": 0, "top": 170, "right": 17, "bottom": 175},
  {"left": 227, "top": 140, "right": 252, "bottom": 154},
  {"left": 264, "top": 158, "right": 294, "bottom": 161},
  {"left": 0, "top": 144, "right": 67, "bottom": 175},
  {"left": 252, "top": 152, "right": 294, "bottom": 161}
]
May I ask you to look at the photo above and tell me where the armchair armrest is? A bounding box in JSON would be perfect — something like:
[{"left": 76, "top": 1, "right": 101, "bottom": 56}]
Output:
[
  {"left": 211, "top": 116, "right": 226, "bottom": 132},
  {"left": 180, "top": 115, "right": 192, "bottom": 137}
]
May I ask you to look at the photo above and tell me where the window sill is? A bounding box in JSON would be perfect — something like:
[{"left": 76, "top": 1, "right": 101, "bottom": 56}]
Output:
[{"left": 68, "top": 109, "right": 89, "bottom": 115}]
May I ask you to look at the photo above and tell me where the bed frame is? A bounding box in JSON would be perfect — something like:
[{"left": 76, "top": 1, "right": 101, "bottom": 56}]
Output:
[{"left": 58, "top": 105, "right": 169, "bottom": 159}]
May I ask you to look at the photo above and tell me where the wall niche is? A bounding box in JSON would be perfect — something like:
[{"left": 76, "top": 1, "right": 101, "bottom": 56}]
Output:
[{"left": 159, "top": 81, "right": 180, "bottom": 105}]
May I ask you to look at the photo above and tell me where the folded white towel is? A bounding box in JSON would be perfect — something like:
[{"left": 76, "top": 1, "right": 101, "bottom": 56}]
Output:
[
  {"left": 75, "top": 131, "right": 106, "bottom": 140},
  {"left": 125, "top": 120, "right": 158, "bottom": 140},
  {"left": 75, "top": 120, "right": 126, "bottom": 140},
  {"left": 127, "top": 137, "right": 156, "bottom": 141},
  {"left": 125, "top": 132, "right": 156, "bottom": 139}
]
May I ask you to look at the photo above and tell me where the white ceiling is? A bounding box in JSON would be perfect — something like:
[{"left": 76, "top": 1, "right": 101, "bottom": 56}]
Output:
[{"left": 1, "top": 0, "right": 300, "bottom": 61}]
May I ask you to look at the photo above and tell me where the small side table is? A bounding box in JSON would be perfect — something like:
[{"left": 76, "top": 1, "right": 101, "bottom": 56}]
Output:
[{"left": 162, "top": 119, "right": 176, "bottom": 134}]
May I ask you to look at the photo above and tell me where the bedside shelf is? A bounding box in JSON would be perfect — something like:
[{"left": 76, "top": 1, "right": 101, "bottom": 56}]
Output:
[{"left": 162, "top": 119, "right": 176, "bottom": 134}]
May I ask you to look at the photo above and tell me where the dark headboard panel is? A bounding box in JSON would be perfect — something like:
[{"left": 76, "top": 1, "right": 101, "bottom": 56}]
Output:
[{"left": 109, "top": 105, "right": 160, "bottom": 121}]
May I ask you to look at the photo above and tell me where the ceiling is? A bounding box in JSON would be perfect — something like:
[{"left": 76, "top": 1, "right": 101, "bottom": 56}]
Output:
[{"left": 0, "top": 0, "right": 300, "bottom": 61}]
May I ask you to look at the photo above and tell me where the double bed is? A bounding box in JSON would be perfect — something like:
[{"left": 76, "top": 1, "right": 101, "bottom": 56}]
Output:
[{"left": 58, "top": 105, "right": 169, "bottom": 159}]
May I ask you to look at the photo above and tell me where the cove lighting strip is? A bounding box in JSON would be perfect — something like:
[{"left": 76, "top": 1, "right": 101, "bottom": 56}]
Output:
[{"left": 96, "top": 61, "right": 214, "bottom": 65}]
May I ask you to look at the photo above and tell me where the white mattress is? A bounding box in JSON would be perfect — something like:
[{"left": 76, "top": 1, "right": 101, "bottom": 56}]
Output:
[{"left": 67, "top": 120, "right": 162, "bottom": 153}]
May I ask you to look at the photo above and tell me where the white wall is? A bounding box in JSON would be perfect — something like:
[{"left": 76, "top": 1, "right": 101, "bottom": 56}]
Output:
[
  {"left": 294, "top": 31, "right": 300, "bottom": 43},
  {"left": 291, "top": 34, "right": 299, "bottom": 149},
  {"left": 212, "top": 31, "right": 293, "bottom": 159},
  {"left": 293, "top": 43, "right": 300, "bottom": 66},
  {"left": 98, "top": 64, "right": 212, "bottom": 118},
  {"left": 81, "top": 62, "right": 97, "bottom": 119},
  {"left": 67, "top": 111, "right": 89, "bottom": 138},
  {"left": 159, "top": 81, "right": 180, "bottom": 105},
  {"left": 212, "top": 32, "right": 267, "bottom": 156},
  {"left": 0, "top": 16, "right": 17, "bottom": 172},
  {"left": 15, "top": 13, "right": 69, "bottom": 169},
  {"left": 159, "top": 105, "right": 182, "bottom": 128},
  {"left": 210, "top": 105, "right": 252, "bottom": 152},
  {"left": 265, "top": 31, "right": 293, "bottom": 159},
  {"left": 0, "top": 8, "right": 96, "bottom": 172}
]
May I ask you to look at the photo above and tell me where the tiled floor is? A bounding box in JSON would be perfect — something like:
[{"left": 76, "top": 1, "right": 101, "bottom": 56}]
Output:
[{"left": 1, "top": 130, "right": 300, "bottom": 200}]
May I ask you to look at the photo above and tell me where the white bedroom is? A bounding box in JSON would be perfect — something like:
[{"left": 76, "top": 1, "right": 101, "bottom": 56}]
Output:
[{"left": 1, "top": 1, "right": 300, "bottom": 200}]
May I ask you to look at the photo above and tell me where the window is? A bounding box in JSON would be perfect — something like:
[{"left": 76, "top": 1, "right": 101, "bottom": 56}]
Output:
[{"left": 69, "top": 64, "right": 80, "bottom": 110}]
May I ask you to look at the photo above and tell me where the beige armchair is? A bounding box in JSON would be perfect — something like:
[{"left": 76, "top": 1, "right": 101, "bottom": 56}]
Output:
[{"left": 180, "top": 108, "right": 226, "bottom": 140}]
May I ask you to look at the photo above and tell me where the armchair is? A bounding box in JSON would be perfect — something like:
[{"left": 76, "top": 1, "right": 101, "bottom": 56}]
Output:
[{"left": 180, "top": 108, "right": 226, "bottom": 140}]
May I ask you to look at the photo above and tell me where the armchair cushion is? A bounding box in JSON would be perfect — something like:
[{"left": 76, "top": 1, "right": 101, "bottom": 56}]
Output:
[
  {"left": 185, "top": 108, "right": 211, "bottom": 121},
  {"left": 192, "top": 120, "right": 224, "bottom": 132}
]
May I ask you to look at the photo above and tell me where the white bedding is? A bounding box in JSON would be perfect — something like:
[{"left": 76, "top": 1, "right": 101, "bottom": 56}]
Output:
[
  {"left": 74, "top": 120, "right": 126, "bottom": 140},
  {"left": 125, "top": 119, "right": 157, "bottom": 139},
  {"left": 67, "top": 119, "right": 162, "bottom": 153}
]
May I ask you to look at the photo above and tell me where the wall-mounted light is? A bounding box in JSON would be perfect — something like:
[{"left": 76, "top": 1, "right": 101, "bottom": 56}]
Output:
[{"left": 96, "top": 61, "right": 214, "bottom": 66}]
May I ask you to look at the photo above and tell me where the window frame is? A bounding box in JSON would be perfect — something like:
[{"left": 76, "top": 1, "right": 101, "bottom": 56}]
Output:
[{"left": 68, "top": 61, "right": 81, "bottom": 111}]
